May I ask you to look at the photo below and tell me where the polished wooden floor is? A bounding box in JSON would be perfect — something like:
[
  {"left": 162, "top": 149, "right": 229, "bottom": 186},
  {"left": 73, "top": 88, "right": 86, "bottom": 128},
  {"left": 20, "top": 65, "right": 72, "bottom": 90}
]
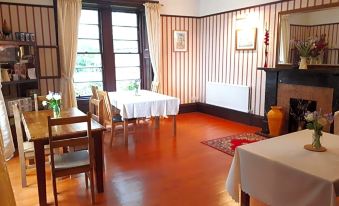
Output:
[{"left": 7, "top": 112, "right": 265, "bottom": 206}]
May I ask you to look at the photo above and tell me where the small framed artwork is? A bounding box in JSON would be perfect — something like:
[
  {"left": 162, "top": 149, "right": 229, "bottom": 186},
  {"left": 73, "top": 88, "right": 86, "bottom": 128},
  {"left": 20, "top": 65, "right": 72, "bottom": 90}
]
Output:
[
  {"left": 236, "top": 28, "right": 257, "bottom": 50},
  {"left": 173, "top": 30, "right": 188, "bottom": 52}
]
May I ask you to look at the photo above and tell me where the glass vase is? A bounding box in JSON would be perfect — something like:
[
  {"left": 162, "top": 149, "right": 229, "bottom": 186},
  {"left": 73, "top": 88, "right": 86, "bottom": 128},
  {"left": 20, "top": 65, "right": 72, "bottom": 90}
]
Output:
[
  {"left": 53, "top": 104, "right": 61, "bottom": 118},
  {"left": 312, "top": 131, "right": 322, "bottom": 149}
]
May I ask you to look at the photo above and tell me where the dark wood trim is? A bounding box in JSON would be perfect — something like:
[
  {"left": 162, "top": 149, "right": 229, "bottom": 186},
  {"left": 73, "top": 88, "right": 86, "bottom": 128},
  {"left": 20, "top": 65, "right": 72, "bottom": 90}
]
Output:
[
  {"left": 197, "top": 103, "right": 264, "bottom": 128},
  {"left": 179, "top": 103, "right": 198, "bottom": 114},
  {"left": 101, "top": 8, "right": 116, "bottom": 91}
]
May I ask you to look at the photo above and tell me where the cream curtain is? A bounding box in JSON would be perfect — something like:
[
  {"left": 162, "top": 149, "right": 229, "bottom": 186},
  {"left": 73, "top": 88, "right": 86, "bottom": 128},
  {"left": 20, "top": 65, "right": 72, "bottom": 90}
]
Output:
[
  {"left": 58, "top": 0, "right": 82, "bottom": 108},
  {"left": 0, "top": 76, "right": 14, "bottom": 160},
  {"left": 144, "top": 3, "right": 161, "bottom": 90},
  {"left": 280, "top": 15, "right": 290, "bottom": 63},
  {"left": 0, "top": 131, "right": 16, "bottom": 206}
]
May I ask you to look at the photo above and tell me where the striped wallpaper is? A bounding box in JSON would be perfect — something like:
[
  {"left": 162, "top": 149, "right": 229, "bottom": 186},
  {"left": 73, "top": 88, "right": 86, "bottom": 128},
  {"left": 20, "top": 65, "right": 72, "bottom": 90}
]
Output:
[
  {"left": 160, "top": 0, "right": 339, "bottom": 116},
  {"left": 0, "top": 2, "right": 59, "bottom": 95}
]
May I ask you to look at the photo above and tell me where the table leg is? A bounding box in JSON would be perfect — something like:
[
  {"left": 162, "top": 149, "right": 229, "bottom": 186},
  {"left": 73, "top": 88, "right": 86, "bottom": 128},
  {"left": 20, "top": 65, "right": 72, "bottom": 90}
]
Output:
[
  {"left": 93, "top": 131, "right": 104, "bottom": 193},
  {"left": 34, "top": 141, "right": 47, "bottom": 206},
  {"left": 154, "top": 116, "right": 160, "bottom": 129},
  {"left": 241, "top": 190, "right": 250, "bottom": 206},
  {"left": 172, "top": 115, "right": 176, "bottom": 136},
  {"left": 124, "top": 120, "right": 128, "bottom": 145}
]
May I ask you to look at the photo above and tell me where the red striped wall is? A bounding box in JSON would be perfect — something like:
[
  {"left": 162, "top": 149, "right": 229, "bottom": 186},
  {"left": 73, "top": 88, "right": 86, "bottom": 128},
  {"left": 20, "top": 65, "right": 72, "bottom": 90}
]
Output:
[
  {"left": 0, "top": 3, "right": 59, "bottom": 95},
  {"left": 160, "top": 0, "right": 339, "bottom": 116}
]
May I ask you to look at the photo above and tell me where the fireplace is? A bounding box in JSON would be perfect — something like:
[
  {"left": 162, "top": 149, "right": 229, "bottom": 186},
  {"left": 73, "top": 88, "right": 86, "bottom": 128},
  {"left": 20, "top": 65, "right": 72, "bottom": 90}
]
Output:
[
  {"left": 277, "top": 83, "right": 333, "bottom": 134},
  {"left": 259, "top": 67, "right": 338, "bottom": 135}
]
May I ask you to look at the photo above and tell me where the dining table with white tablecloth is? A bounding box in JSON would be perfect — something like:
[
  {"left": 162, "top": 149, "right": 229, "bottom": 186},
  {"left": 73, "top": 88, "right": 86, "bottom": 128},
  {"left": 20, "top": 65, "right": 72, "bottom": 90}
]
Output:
[
  {"left": 108, "top": 90, "right": 180, "bottom": 139},
  {"left": 226, "top": 129, "right": 339, "bottom": 206}
]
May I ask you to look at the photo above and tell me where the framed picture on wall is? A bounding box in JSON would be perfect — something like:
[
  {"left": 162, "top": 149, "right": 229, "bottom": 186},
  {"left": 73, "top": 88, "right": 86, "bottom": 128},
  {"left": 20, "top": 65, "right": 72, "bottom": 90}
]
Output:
[
  {"left": 236, "top": 28, "right": 257, "bottom": 50},
  {"left": 173, "top": 30, "right": 188, "bottom": 52}
]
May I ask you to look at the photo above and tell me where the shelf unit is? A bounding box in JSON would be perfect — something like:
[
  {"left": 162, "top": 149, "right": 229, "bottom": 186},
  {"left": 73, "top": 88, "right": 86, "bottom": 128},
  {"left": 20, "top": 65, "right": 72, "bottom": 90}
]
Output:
[{"left": 0, "top": 40, "right": 40, "bottom": 98}]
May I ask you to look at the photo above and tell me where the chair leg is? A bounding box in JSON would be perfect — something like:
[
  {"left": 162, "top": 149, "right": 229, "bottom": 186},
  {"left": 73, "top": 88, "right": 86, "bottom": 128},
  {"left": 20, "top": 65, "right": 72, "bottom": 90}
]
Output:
[
  {"left": 110, "top": 122, "right": 115, "bottom": 146},
  {"left": 85, "top": 173, "right": 88, "bottom": 189},
  {"left": 52, "top": 175, "right": 58, "bottom": 206},
  {"left": 20, "top": 159, "right": 27, "bottom": 187},
  {"left": 89, "top": 168, "right": 95, "bottom": 204}
]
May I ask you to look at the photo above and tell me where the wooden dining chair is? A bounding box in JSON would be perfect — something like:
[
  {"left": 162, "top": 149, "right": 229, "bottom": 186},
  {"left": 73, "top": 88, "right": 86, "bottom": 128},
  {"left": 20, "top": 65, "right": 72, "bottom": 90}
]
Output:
[
  {"left": 97, "top": 90, "right": 136, "bottom": 145},
  {"left": 33, "top": 94, "right": 48, "bottom": 111},
  {"left": 13, "top": 103, "right": 50, "bottom": 187},
  {"left": 91, "top": 85, "right": 99, "bottom": 100},
  {"left": 89, "top": 97, "right": 104, "bottom": 125},
  {"left": 48, "top": 113, "right": 95, "bottom": 205},
  {"left": 151, "top": 81, "right": 159, "bottom": 93}
]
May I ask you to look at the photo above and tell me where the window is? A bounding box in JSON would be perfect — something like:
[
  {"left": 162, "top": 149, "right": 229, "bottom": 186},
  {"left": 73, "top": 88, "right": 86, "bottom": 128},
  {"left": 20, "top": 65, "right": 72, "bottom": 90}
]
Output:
[
  {"left": 74, "top": 9, "right": 103, "bottom": 96},
  {"left": 112, "top": 12, "right": 141, "bottom": 91}
]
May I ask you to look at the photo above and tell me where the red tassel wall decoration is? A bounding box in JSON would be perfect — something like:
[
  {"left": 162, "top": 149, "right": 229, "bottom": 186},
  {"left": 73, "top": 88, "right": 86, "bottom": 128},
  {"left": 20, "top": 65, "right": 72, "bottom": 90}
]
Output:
[{"left": 264, "top": 28, "right": 269, "bottom": 68}]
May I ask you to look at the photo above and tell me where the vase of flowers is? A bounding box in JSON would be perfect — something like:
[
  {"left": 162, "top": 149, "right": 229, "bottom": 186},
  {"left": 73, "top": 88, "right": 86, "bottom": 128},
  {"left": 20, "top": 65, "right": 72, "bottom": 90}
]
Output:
[
  {"left": 294, "top": 39, "right": 315, "bottom": 69},
  {"left": 42, "top": 92, "right": 62, "bottom": 118},
  {"left": 128, "top": 79, "right": 140, "bottom": 96},
  {"left": 304, "top": 111, "right": 333, "bottom": 152}
]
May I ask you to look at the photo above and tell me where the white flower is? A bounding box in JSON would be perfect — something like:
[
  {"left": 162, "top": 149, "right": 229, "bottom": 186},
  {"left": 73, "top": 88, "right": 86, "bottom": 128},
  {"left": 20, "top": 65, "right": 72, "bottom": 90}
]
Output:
[
  {"left": 305, "top": 112, "right": 314, "bottom": 122},
  {"left": 53, "top": 93, "right": 61, "bottom": 100},
  {"left": 46, "top": 91, "right": 53, "bottom": 100},
  {"left": 42, "top": 101, "right": 47, "bottom": 106}
]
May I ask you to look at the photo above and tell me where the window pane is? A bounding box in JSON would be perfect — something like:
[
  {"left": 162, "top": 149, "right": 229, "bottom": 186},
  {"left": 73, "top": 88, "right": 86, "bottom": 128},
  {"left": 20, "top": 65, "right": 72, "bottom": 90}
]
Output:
[
  {"left": 112, "top": 12, "right": 137, "bottom": 27},
  {"left": 80, "top": 10, "right": 98, "bottom": 24},
  {"left": 78, "top": 25, "right": 99, "bottom": 39},
  {"left": 113, "top": 40, "right": 138, "bottom": 53},
  {"left": 76, "top": 54, "right": 102, "bottom": 67},
  {"left": 115, "top": 67, "right": 140, "bottom": 81},
  {"left": 74, "top": 67, "right": 103, "bottom": 82},
  {"left": 116, "top": 79, "right": 140, "bottom": 92},
  {"left": 113, "top": 27, "right": 138, "bottom": 40},
  {"left": 77, "top": 39, "right": 100, "bottom": 53},
  {"left": 115, "top": 54, "right": 140, "bottom": 67},
  {"left": 74, "top": 82, "right": 103, "bottom": 97}
]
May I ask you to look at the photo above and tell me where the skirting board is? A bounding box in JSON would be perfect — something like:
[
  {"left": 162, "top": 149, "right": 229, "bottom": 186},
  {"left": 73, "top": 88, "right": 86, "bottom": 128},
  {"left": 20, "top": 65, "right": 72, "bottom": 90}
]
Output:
[{"left": 77, "top": 98, "right": 263, "bottom": 128}]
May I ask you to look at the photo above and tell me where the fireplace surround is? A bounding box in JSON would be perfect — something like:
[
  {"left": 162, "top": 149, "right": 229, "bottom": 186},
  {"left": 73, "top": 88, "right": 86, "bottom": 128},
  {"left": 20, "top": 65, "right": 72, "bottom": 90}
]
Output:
[{"left": 259, "top": 67, "right": 339, "bottom": 134}]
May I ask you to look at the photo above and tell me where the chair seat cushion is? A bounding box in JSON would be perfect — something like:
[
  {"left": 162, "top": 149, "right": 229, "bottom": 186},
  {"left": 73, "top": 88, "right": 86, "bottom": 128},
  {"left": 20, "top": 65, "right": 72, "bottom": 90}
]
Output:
[
  {"left": 54, "top": 150, "right": 89, "bottom": 170},
  {"left": 112, "top": 115, "right": 123, "bottom": 122}
]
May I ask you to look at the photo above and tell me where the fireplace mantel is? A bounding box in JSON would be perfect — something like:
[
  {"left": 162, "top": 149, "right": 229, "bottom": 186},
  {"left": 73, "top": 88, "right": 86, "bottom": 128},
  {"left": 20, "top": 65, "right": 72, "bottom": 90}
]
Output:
[
  {"left": 258, "top": 67, "right": 339, "bottom": 74},
  {"left": 259, "top": 67, "right": 339, "bottom": 134}
]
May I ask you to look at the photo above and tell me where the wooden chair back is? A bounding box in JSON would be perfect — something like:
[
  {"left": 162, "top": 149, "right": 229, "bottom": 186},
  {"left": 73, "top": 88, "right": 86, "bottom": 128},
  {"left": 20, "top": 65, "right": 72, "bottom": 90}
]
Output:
[
  {"left": 91, "top": 85, "right": 99, "bottom": 100},
  {"left": 89, "top": 97, "right": 104, "bottom": 125},
  {"left": 34, "top": 94, "right": 48, "bottom": 111},
  {"left": 151, "top": 81, "right": 159, "bottom": 93},
  {"left": 12, "top": 103, "right": 27, "bottom": 187},
  {"left": 48, "top": 114, "right": 93, "bottom": 172},
  {"left": 96, "top": 90, "right": 113, "bottom": 125}
]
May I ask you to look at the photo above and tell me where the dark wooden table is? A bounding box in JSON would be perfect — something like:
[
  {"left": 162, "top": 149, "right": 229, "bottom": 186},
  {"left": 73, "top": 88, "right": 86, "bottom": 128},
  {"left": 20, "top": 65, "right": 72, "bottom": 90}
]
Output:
[{"left": 22, "top": 107, "right": 105, "bottom": 206}]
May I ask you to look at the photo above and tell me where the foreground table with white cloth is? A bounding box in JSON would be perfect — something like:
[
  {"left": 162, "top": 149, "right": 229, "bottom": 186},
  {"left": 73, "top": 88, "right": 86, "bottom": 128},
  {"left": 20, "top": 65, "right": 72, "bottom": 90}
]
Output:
[
  {"left": 226, "top": 129, "right": 339, "bottom": 206},
  {"left": 108, "top": 90, "right": 180, "bottom": 139}
]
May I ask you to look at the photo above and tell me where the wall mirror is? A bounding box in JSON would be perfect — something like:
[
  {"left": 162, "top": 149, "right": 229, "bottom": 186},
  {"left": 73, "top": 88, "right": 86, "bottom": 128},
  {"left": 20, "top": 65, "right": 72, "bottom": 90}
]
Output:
[{"left": 277, "top": 5, "right": 339, "bottom": 67}]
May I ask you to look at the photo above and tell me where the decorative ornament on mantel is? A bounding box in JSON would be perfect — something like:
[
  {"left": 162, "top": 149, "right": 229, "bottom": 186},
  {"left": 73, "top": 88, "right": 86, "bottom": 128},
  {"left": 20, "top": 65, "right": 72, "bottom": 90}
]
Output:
[
  {"left": 264, "top": 26, "right": 269, "bottom": 68},
  {"left": 294, "top": 39, "right": 314, "bottom": 70},
  {"left": 2, "top": 19, "right": 12, "bottom": 40}
]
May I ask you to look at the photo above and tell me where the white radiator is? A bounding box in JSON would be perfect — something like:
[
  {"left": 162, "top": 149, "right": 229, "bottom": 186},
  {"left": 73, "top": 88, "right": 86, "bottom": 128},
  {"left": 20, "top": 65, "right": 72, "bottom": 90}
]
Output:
[{"left": 206, "top": 82, "right": 250, "bottom": 113}]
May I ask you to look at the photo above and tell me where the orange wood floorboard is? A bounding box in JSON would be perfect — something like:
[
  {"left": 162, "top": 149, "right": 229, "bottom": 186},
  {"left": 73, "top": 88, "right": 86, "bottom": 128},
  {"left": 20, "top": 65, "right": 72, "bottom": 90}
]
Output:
[{"left": 7, "top": 112, "right": 267, "bottom": 205}]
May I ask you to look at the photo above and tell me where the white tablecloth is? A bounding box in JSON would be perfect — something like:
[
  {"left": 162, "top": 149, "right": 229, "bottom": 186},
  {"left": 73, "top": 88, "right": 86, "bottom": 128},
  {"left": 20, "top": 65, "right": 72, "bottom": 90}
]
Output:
[
  {"left": 226, "top": 129, "right": 339, "bottom": 206},
  {"left": 108, "top": 90, "right": 180, "bottom": 119}
]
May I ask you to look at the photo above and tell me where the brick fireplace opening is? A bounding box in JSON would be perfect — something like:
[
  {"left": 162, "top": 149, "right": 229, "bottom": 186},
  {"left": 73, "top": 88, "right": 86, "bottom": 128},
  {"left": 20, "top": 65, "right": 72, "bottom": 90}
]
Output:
[{"left": 277, "top": 83, "right": 333, "bottom": 134}]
